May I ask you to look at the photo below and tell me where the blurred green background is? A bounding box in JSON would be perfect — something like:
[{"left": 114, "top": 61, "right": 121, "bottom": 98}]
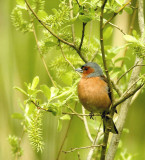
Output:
[{"left": 1, "top": 0, "right": 145, "bottom": 160}]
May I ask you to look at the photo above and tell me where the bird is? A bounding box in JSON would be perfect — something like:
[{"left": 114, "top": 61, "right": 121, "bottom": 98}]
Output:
[{"left": 76, "top": 62, "right": 118, "bottom": 134}]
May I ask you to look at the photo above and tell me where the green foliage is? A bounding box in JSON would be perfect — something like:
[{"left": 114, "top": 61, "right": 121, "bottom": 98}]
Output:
[
  {"left": 28, "top": 110, "right": 44, "bottom": 152},
  {"left": 11, "top": 7, "right": 32, "bottom": 33},
  {"left": 8, "top": 135, "right": 23, "bottom": 158},
  {"left": 10, "top": 0, "right": 145, "bottom": 159},
  {"left": 124, "top": 34, "right": 145, "bottom": 59}
]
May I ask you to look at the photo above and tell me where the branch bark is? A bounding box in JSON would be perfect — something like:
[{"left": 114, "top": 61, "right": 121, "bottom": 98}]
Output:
[{"left": 106, "top": 0, "right": 145, "bottom": 159}]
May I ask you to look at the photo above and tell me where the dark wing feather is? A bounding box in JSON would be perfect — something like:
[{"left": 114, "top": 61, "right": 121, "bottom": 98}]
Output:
[{"left": 100, "top": 75, "right": 112, "bottom": 102}]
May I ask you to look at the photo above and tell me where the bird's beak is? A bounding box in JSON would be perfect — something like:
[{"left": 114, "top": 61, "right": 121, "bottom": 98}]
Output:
[{"left": 75, "top": 68, "right": 83, "bottom": 73}]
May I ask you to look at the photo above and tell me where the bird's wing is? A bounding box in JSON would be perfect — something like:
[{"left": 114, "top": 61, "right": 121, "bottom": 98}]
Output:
[{"left": 100, "top": 75, "right": 112, "bottom": 102}]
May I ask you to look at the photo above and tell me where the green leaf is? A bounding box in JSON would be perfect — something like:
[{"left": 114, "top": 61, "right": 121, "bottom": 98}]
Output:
[
  {"left": 60, "top": 114, "right": 71, "bottom": 120},
  {"left": 40, "top": 85, "right": 51, "bottom": 99},
  {"left": 104, "top": 26, "right": 113, "bottom": 39},
  {"left": 50, "top": 87, "right": 59, "bottom": 98},
  {"left": 114, "top": 56, "right": 130, "bottom": 63},
  {"left": 61, "top": 72, "right": 73, "bottom": 86},
  {"left": 124, "top": 7, "right": 133, "bottom": 14},
  {"left": 11, "top": 113, "right": 24, "bottom": 119},
  {"left": 37, "top": 10, "right": 48, "bottom": 20},
  {"left": 14, "top": 86, "right": 27, "bottom": 96},
  {"left": 123, "top": 35, "right": 138, "bottom": 43},
  {"left": 115, "top": 0, "right": 125, "bottom": 5},
  {"left": 79, "top": 15, "right": 92, "bottom": 23},
  {"left": 16, "top": 0, "right": 26, "bottom": 8},
  {"left": 57, "top": 119, "right": 62, "bottom": 132},
  {"left": 45, "top": 41, "right": 56, "bottom": 47},
  {"left": 31, "top": 76, "right": 39, "bottom": 90}
]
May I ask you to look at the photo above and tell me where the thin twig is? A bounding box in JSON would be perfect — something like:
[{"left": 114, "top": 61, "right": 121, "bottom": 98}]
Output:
[
  {"left": 66, "top": 103, "right": 83, "bottom": 121},
  {"left": 108, "top": 22, "right": 126, "bottom": 35},
  {"left": 116, "top": 63, "right": 145, "bottom": 84},
  {"left": 77, "top": 152, "right": 81, "bottom": 160},
  {"left": 63, "top": 144, "right": 103, "bottom": 153},
  {"left": 113, "top": 83, "right": 144, "bottom": 108},
  {"left": 31, "top": 100, "right": 101, "bottom": 117},
  {"left": 25, "top": 0, "right": 88, "bottom": 63},
  {"left": 87, "top": 122, "right": 103, "bottom": 160},
  {"left": 120, "top": 1, "right": 138, "bottom": 67},
  {"left": 79, "top": 22, "right": 87, "bottom": 50},
  {"left": 111, "top": 80, "right": 122, "bottom": 96},
  {"left": 75, "top": 0, "right": 81, "bottom": 7},
  {"left": 56, "top": 103, "right": 76, "bottom": 160},
  {"left": 82, "top": 106, "right": 94, "bottom": 143},
  {"left": 103, "top": 0, "right": 132, "bottom": 28},
  {"left": 24, "top": 0, "right": 75, "bottom": 48},
  {"left": 59, "top": 42, "right": 80, "bottom": 76},
  {"left": 69, "top": 0, "right": 76, "bottom": 44},
  {"left": 27, "top": 8, "right": 57, "bottom": 87},
  {"left": 100, "top": 1, "right": 113, "bottom": 159}
]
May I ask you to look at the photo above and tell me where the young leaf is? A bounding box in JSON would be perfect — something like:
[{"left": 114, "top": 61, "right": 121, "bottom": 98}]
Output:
[
  {"left": 40, "top": 85, "right": 51, "bottom": 99},
  {"left": 79, "top": 15, "right": 92, "bottom": 23},
  {"left": 57, "top": 119, "right": 62, "bottom": 132},
  {"left": 124, "top": 7, "right": 133, "bottom": 15},
  {"left": 37, "top": 10, "right": 48, "bottom": 20},
  {"left": 50, "top": 87, "right": 59, "bottom": 98},
  {"left": 14, "top": 86, "right": 27, "bottom": 96},
  {"left": 16, "top": 0, "right": 26, "bottom": 8},
  {"left": 104, "top": 26, "right": 113, "bottom": 40},
  {"left": 60, "top": 114, "right": 71, "bottom": 120},
  {"left": 123, "top": 35, "right": 138, "bottom": 43},
  {"left": 31, "top": 76, "right": 39, "bottom": 90}
]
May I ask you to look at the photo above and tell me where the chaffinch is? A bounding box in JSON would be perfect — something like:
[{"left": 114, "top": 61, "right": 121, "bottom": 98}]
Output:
[{"left": 76, "top": 62, "right": 118, "bottom": 134}]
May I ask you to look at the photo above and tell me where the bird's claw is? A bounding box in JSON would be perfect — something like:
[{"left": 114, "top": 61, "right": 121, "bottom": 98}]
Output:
[{"left": 89, "top": 112, "right": 94, "bottom": 119}]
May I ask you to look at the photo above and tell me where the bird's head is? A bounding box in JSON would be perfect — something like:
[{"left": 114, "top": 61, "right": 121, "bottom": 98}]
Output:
[{"left": 76, "top": 62, "right": 103, "bottom": 78}]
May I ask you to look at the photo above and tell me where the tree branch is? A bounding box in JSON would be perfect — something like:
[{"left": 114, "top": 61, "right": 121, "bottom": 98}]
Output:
[
  {"left": 79, "top": 23, "right": 87, "bottom": 50},
  {"left": 63, "top": 144, "right": 103, "bottom": 153},
  {"left": 100, "top": 1, "right": 112, "bottom": 160},
  {"left": 24, "top": 0, "right": 75, "bottom": 48},
  {"left": 106, "top": 0, "right": 145, "bottom": 159},
  {"left": 117, "top": 63, "right": 145, "bottom": 84},
  {"left": 69, "top": 0, "right": 76, "bottom": 44},
  {"left": 103, "top": 0, "right": 132, "bottom": 28},
  {"left": 113, "top": 83, "right": 144, "bottom": 108},
  {"left": 82, "top": 107, "right": 94, "bottom": 143}
]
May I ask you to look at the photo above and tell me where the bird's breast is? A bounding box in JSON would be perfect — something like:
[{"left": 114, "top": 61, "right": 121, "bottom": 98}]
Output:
[{"left": 78, "top": 77, "right": 111, "bottom": 113}]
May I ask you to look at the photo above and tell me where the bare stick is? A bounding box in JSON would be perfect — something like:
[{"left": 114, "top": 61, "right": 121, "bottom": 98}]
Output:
[
  {"left": 79, "top": 23, "right": 87, "bottom": 50},
  {"left": 111, "top": 80, "right": 122, "bottom": 96},
  {"left": 75, "top": 0, "right": 81, "bottom": 7},
  {"left": 103, "top": 0, "right": 132, "bottom": 28},
  {"left": 25, "top": 0, "right": 88, "bottom": 63},
  {"left": 82, "top": 106, "right": 94, "bottom": 143},
  {"left": 25, "top": 0, "right": 75, "bottom": 48},
  {"left": 56, "top": 104, "right": 76, "bottom": 160},
  {"left": 31, "top": 99, "right": 101, "bottom": 117},
  {"left": 113, "top": 83, "right": 144, "bottom": 108},
  {"left": 100, "top": 1, "right": 112, "bottom": 159},
  {"left": 117, "top": 63, "right": 145, "bottom": 84},
  {"left": 106, "top": 0, "right": 145, "bottom": 159},
  {"left": 69, "top": 0, "right": 76, "bottom": 44},
  {"left": 87, "top": 123, "right": 103, "bottom": 160},
  {"left": 27, "top": 8, "right": 57, "bottom": 87},
  {"left": 108, "top": 22, "right": 126, "bottom": 35},
  {"left": 63, "top": 144, "right": 103, "bottom": 153}
]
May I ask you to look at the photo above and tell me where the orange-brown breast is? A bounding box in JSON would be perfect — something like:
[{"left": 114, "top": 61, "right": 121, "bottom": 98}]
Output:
[{"left": 78, "top": 77, "right": 111, "bottom": 113}]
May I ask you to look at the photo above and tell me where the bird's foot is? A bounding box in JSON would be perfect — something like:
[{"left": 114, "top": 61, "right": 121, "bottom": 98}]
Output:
[{"left": 89, "top": 112, "right": 94, "bottom": 120}]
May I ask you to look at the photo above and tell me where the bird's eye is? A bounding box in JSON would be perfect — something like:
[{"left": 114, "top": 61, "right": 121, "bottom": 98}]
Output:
[{"left": 84, "top": 67, "right": 88, "bottom": 70}]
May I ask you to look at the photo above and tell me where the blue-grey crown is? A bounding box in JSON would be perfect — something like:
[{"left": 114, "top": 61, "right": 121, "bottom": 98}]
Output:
[{"left": 82, "top": 62, "right": 103, "bottom": 77}]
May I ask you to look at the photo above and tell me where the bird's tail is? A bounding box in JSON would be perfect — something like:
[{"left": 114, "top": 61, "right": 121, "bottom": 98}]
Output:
[{"left": 102, "top": 114, "right": 118, "bottom": 134}]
